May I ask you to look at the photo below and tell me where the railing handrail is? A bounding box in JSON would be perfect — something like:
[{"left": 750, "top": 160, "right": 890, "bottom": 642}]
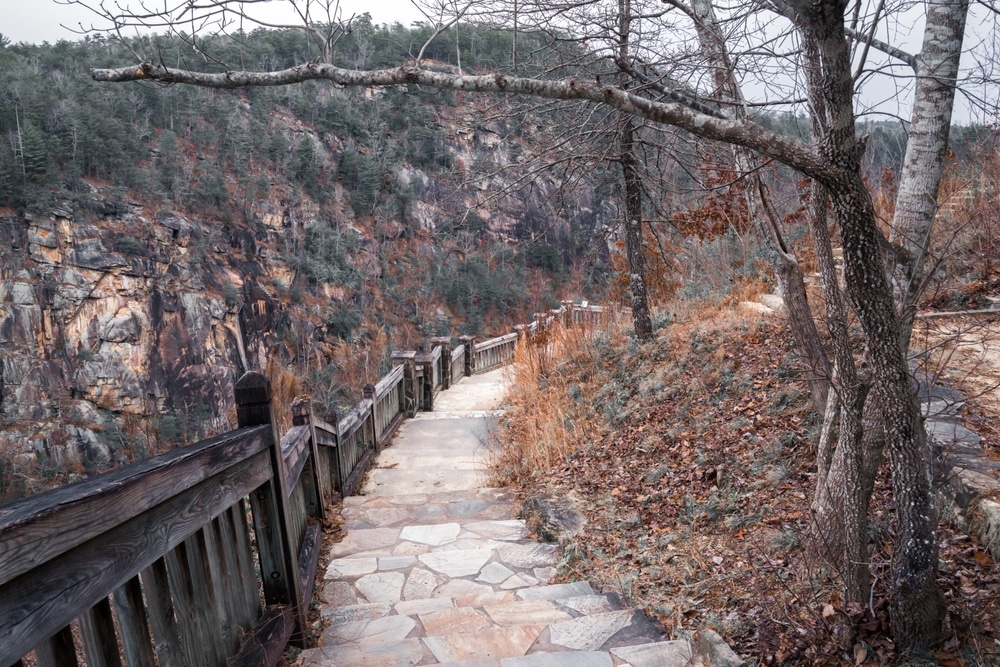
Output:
[
  {"left": 475, "top": 332, "right": 518, "bottom": 352},
  {"left": 374, "top": 363, "right": 405, "bottom": 397},
  {"left": 0, "top": 425, "right": 274, "bottom": 665},
  {"left": 0, "top": 424, "right": 270, "bottom": 585}
]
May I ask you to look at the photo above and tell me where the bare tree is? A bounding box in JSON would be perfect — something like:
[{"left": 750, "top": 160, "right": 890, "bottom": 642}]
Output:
[{"left": 67, "top": 0, "right": 988, "bottom": 649}]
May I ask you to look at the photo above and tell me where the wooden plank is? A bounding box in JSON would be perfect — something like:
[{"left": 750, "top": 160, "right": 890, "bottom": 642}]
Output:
[
  {"left": 79, "top": 596, "right": 123, "bottom": 667},
  {"left": 280, "top": 425, "right": 309, "bottom": 491},
  {"left": 280, "top": 425, "right": 309, "bottom": 459},
  {"left": 0, "top": 425, "right": 271, "bottom": 585},
  {"left": 163, "top": 547, "right": 210, "bottom": 667},
  {"left": 139, "top": 559, "right": 184, "bottom": 667},
  {"left": 292, "top": 399, "right": 328, "bottom": 517},
  {"left": 312, "top": 417, "right": 338, "bottom": 438},
  {"left": 0, "top": 452, "right": 271, "bottom": 667},
  {"left": 379, "top": 412, "right": 405, "bottom": 446},
  {"left": 33, "top": 625, "right": 77, "bottom": 667},
  {"left": 202, "top": 512, "right": 243, "bottom": 656},
  {"left": 474, "top": 332, "right": 518, "bottom": 352},
  {"left": 343, "top": 448, "right": 376, "bottom": 498},
  {"left": 297, "top": 523, "right": 322, "bottom": 605},
  {"left": 337, "top": 399, "right": 373, "bottom": 439},
  {"left": 284, "top": 436, "right": 310, "bottom": 497},
  {"left": 227, "top": 502, "right": 262, "bottom": 635},
  {"left": 247, "top": 481, "right": 292, "bottom": 608},
  {"left": 182, "top": 533, "right": 224, "bottom": 666},
  {"left": 111, "top": 575, "right": 157, "bottom": 667},
  {"left": 227, "top": 606, "right": 293, "bottom": 667},
  {"left": 313, "top": 429, "right": 336, "bottom": 446}
]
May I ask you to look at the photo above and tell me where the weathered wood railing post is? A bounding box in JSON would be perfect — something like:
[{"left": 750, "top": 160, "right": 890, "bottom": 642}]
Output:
[
  {"left": 562, "top": 300, "right": 574, "bottom": 328},
  {"left": 515, "top": 324, "right": 526, "bottom": 346},
  {"left": 459, "top": 335, "right": 475, "bottom": 376},
  {"left": 415, "top": 344, "right": 434, "bottom": 411},
  {"left": 363, "top": 383, "right": 380, "bottom": 452},
  {"left": 291, "top": 397, "right": 327, "bottom": 519},
  {"left": 234, "top": 372, "right": 307, "bottom": 647},
  {"left": 392, "top": 351, "right": 418, "bottom": 417},
  {"left": 430, "top": 336, "right": 452, "bottom": 390}
]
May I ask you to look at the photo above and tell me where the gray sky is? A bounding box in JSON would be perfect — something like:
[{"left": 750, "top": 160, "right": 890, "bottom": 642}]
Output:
[{"left": 0, "top": 0, "right": 425, "bottom": 45}]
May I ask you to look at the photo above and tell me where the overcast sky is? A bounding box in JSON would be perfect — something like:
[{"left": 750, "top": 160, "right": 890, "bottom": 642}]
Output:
[{"left": 0, "top": 0, "right": 426, "bottom": 45}]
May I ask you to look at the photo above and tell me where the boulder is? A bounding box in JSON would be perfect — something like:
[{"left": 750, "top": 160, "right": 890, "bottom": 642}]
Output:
[
  {"left": 520, "top": 493, "right": 585, "bottom": 544},
  {"left": 100, "top": 312, "right": 142, "bottom": 344},
  {"left": 71, "top": 238, "right": 127, "bottom": 270}
]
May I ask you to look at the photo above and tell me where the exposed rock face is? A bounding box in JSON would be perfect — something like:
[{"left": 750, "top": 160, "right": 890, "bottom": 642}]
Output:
[{"left": 0, "top": 204, "right": 254, "bottom": 473}]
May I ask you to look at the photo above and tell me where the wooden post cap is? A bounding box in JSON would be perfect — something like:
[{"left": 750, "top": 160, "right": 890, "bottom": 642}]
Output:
[{"left": 291, "top": 396, "right": 311, "bottom": 426}]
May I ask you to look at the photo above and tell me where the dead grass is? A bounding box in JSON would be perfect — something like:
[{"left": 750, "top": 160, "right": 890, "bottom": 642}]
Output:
[{"left": 488, "top": 311, "right": 628, "bottom": 486}]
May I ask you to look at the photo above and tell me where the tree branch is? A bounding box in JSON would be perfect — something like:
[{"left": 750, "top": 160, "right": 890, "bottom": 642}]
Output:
[
  {"left": 92, "top": 61, "right": 827, "bottom": 179},
  {"left": 845, "top": 27, "right": 917, "bottom": 70}
]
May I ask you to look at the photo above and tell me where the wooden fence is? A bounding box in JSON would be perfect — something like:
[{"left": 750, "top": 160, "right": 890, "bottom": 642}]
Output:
[{"left": 0, "top": 301, "right": 605, "bottom": 667}]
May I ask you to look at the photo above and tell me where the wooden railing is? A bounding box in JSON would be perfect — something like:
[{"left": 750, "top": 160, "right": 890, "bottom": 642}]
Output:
[{"left": 0, "top": 300, "right": 605, "bottom": 667}]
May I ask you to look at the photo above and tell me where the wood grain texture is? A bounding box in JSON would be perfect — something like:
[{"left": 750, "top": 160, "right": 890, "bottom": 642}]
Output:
[
  {"left": 111, "top": 576, "right": 157, "bottom": 667},
  {"left": 78, "top": 597, "right": 123, "bottom": 667},
  {"left": 32, "top": 625, "right": 77, "bottom": 667},
  {"left": 0, "top": 452, "right": 270, "bottom": 666},
  {"left": 343, "top": 448, "right": 375, "bottom": 498},
  {"left": 0, "top": 426, "right": 270, "bottom": 585},
  {"left": 163, "top": 546, "right": 210, "bottom": 666},
  {"left": 282, "top": 427, "right": 311, "bottom": 496},
  {"left": 205, "top": 516, "right": 239, "bottom": 655},
  {"left": 227, "top": 502, "right": 262, "bottom": 636},
  {"left": 140, "top": 559, "right": 184, "bottom": 667},
  {"left": 374, "top": 363, "right": 404, "bottom": 396},
  {"left": 183, "top": 532, "right": 224, "bottom": 665},
  {"left": 297, "top": 524, "right": 322, "bottom": 605}
]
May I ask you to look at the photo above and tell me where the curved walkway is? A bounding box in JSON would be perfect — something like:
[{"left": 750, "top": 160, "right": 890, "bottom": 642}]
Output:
[{"left": 298, "top": 369, "right": 699, "bottom": 666}]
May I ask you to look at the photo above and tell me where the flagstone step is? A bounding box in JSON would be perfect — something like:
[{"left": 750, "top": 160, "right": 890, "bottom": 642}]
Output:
[
  {"left": 319, "top": 590, "right": 630, "bottom": 640},
  {"left": 342, "top": 488, "right": 519, "bottom": 530},
  {"left": 298, "top": 637, "right": 700, "bottom": 667}
]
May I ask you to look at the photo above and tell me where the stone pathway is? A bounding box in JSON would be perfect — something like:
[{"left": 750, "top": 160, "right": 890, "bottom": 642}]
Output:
[{"left": 298, "top": 369, "right": 702, "bottom": 666}]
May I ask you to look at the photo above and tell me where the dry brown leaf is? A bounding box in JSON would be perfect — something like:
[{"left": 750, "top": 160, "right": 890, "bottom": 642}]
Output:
[{"left": 974, "top": 550, "right": 994, "bottom": 566}]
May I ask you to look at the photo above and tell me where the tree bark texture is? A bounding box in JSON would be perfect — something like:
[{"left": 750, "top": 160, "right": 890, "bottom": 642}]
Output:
[
  {"left": 619, "top": 0, "right": 653, "bottom": 341},
  {"left": 791, "top": 2, "right": 943, "bottom": 645},
  {"left": 889, "top": 0, "right": 969, "bottom": 352},
  {"left": 620, "top": 117, "right": 653, "bottom": 340}
]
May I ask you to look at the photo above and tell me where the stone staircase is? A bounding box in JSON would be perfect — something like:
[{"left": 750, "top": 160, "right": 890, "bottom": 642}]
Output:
[{"left": 297, "top": 487, "right": 700, "bottom": 666}]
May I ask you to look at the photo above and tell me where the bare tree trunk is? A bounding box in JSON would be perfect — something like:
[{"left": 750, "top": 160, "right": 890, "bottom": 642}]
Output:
[
  {"left": 829, "top": 173, "right": 942, "bottom": 648},
  {"left": 891, "top": 0, "right": 969, "bottom": 351},
  {"left": 620, "top": 117, "right": 653, "bottom": 340},
  {"left": 795, "top": 7, "right": 943, "bottom": 645},
  {"left": 619, "top": 0, "right": 653, "bottom": 341}
]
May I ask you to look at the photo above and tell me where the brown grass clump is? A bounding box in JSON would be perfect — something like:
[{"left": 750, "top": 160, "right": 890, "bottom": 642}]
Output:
[{"left": 488, "top": 311, "right": 629, "bottom": 486}]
